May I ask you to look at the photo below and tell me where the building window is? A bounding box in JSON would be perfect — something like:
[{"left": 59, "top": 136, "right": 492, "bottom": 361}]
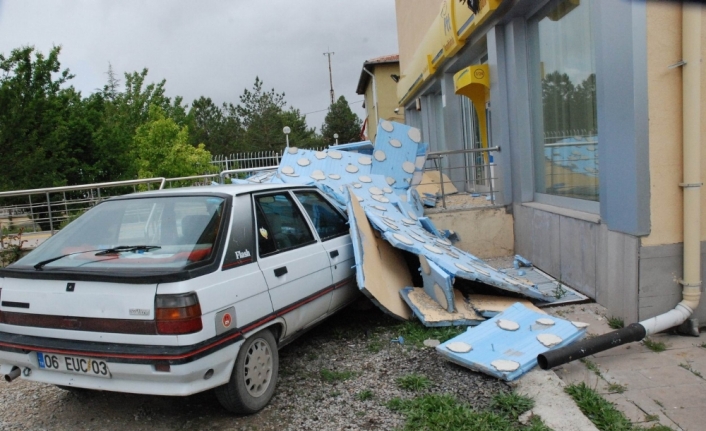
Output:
[{"left": 530, "top": 0, "right": 598, "bottom": 202}]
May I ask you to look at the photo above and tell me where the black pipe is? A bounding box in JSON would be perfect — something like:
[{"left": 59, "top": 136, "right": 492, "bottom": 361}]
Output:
[{"left": 537, "top": 323, "right": 647, "bottom": 370}]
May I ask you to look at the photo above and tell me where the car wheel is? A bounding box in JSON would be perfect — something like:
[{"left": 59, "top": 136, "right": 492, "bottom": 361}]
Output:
[{"left": 215, "top": 328, "right": 279, "bottom": 415}]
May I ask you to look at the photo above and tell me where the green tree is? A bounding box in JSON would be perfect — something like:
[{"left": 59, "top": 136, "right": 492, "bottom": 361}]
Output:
[
  {"left": 93, "top": 68, "right": 188, "bottom": 181},
  {"left": 0, "top": 46, "right": 84, "bottom": 190},
  {"left": 321, "top": 95, "right": 362, "bottom": 144},
  {"left": 187, "top": 96, "right": 243, "bottom": 156},
  {"left": 234, "top": 77, "right": 322, "bottom": 151},
  {"left": 132, "top": 105, "right": 214, "bottom": 180}
]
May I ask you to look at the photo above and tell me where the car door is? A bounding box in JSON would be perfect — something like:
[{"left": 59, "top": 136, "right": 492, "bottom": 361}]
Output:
[
  {"left": 254, "top": 191, "right": 332, "bottom": 337},
  {"left": 292, "top": 190, "right": 357, "bottom": 313}
]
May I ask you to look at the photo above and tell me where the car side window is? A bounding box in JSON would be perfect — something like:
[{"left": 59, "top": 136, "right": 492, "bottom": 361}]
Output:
[
  {"left": 293, "top": 191, "right": 349, "bottom": 241},
  {"left": 255, "top": 192, "right": 315, "bottom": 257}
]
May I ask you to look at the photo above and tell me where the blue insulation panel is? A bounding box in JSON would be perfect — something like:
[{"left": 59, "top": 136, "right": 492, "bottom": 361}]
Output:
[
  {"left": 436, "top": 303, "right": 587, "bottom": 381},
  {"left": 399, "top": 287, "right": 484, "bottom": 327},
  {"left": 223, "top": 121, "right": 554, "bottom": 318},
  {"left": 420, "top": 258, "right": 455, "bottom": 313}
]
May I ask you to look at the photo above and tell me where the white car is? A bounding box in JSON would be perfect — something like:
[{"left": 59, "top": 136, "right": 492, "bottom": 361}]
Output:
[{"left": 0, "top": 184, "right": 358, "bottom": 414}]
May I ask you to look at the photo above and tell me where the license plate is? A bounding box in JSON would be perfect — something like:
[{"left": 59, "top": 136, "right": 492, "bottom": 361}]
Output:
[{"left": 36, "top": 352, "right": 111, "bottom": 378}]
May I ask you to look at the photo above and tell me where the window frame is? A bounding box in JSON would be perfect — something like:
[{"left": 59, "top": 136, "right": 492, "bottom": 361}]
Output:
[
  {"left": 527, "top": 0, "right": 600, "bottom": 214},
  {"left": 292, "top": 189, "right": 349, "bottom": 242},
  {"left": 252, "top": 190, "right": 318, "bottom": 258}
]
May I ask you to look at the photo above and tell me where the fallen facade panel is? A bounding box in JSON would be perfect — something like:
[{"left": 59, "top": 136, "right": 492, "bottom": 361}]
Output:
[{"left": 436, "top": 303, "right": 588, "bottom": 381}]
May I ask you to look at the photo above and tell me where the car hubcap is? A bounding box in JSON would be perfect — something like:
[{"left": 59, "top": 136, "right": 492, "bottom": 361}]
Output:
[{"left": 244, "top": 338, "right": 273, "bottom": 397}]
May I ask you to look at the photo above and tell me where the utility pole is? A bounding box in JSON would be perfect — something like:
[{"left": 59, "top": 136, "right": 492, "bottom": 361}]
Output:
[{"left": 323, "top": 49, "right": 335, "bottom": 105}]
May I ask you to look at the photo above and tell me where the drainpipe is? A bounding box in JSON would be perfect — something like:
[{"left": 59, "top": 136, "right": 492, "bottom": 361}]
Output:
[
  {"left": 539, "top": 3, "right": 702, "bottom": 369},
  {"left": 362, "top": 67, "right": 379, "bottom": 139}
]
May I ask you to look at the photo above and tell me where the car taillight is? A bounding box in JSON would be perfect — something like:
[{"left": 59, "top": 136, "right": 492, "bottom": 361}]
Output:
[{"left": 155, "top": 292, "right": 203, "bottom": 335}]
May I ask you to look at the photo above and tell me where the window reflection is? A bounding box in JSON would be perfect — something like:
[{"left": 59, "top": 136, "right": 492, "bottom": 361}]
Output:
[{"left": 532, "top": 0, "right": 598, "bottom": 202}]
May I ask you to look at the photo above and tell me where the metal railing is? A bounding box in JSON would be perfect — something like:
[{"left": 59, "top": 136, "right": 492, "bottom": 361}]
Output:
[
  {"left": 0, "top": 146, "right": 504, "bottom": 240},
  {"left": 0, "top": 178, "right": 166, "bottom": 236},
  {"left": 423, "top": 146, "right": 501, "bottom": 209},
  {"left": 211, "top": 151, "right": 282, "bottom": 172}
]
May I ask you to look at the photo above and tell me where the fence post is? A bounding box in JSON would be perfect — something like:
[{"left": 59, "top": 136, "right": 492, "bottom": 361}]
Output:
[
  {"left": 439, "top": 157, "right": 447, "bottom": 209},
  {"left": 46, "top": 192, "right": 54, "bottom": 235},
  {"left": 28, "top": 194, "right": 36, "bottom": 233}
]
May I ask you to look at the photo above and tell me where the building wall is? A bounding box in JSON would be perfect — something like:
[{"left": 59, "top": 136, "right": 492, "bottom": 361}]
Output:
[
  {"left": 642, "top": 4, "right": 706, "bottom": 247},
  {"left": 363, "top": 63, "right": 404, "bottom": 143},
  {"left": 375, "top": 63, "right": 405, "bottom": 125},
  {"left": 637, "top": 3, "right": 706, "bottom": 324},
  {"left": 394, "top": 0, "right": 443, "bottom": 73}
]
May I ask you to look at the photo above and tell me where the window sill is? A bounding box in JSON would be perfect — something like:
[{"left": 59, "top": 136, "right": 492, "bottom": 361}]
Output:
[{"left": 521, "top": 202, "right": 601, "bottom": 224}]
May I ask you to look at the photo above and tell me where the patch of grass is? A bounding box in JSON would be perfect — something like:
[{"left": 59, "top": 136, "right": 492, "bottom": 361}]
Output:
[
  {"left": 355, "top": 389, "right": 374, "bottom": 401},
  {"left": 386, "top": 394, "right": 550, "bottom": 431},
  {"left": 580, "top": 358, "right": 602, "bottom": 377},
  {"left": 643, "top": 338, "right": 667, "bottom": 353},
  {"left": 679, "top": 362, "right": 704, "bottom": 379},
  {"left": 395, "top": 321, "right": 464, "bottom": 348},
  {"left": 644, "top": 414, "right": 659, "bottom": 422},
  {"left": 319, "top": 368, "right": 356, "bottom": 382},
  {"left": 566, "top": 382, "right": 673, "bottom": 431},
  {"left": 607, "top": 316, "right": 625, "bottom": 329},
  {"left": 606, "top": 382, "right": 627, "bottom": 393},
  {"left": 489, "top": 392, "right": 534, "bottom": 420},
  {"left": 367, "top": 339, "right": 382, "bottom": 353},
  {"left": 396, "top": 373, "right": 431, "bottom": 392}
]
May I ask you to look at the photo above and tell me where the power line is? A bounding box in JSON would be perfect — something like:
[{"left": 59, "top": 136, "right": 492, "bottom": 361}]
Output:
[{"left": 302, "top": 100, "right": 363, "bottom": 116}]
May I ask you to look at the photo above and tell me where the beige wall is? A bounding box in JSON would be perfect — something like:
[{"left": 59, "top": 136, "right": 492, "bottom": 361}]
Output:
[
  {"left": 428, "top": 208, "right": 514, "bottom": 259},
  {"left": 395, "top": 0, "right": 443, "bottom": 73},
  {"left": 363, "top": 63, "right": 405, "bottom": 143},
  {"left": 642, "top": 4, "right": 706, "bottom": 247}
]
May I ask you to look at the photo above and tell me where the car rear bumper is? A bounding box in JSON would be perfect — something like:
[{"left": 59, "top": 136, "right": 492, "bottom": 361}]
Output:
[{"left": 0, "top": 340, "right": 241, "bottom": 396}]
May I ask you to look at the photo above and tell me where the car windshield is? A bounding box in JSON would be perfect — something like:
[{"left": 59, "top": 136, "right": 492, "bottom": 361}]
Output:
[{"left": 14, "top": 195, "right": 226, "bottom": 270}]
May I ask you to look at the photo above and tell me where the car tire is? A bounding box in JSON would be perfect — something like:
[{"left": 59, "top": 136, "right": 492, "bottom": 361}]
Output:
[{"left": 215, "top": 328, "right": 279, "bottom": 415}]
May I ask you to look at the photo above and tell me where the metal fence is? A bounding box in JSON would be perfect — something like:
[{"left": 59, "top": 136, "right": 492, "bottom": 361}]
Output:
[
  {"left": 211, "top": 151, "right": 282, "bottom": 172},
  {"left": 0, "top": 147, "right": 504, "bottom": 239},
  {"left": 423, "top": 147, "right": 501, "bottom": 209}
]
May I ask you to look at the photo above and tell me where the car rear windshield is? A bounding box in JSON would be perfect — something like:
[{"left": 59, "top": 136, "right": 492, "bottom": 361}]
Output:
[{"left": 14, "top": 195, "right": 226, "bottom": 270}]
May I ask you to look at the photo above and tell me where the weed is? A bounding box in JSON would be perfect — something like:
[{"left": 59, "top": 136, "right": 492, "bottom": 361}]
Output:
[
  {"left": 653, "top": 399, "right": 665, "bottom": 409},
  {"left": 489, "top": 392, "right": 534, "bottom": 420},
  {"left": 644, "top": 414, "right": 659, "bottom": 422},
  {"left": 395, "top": 321, "right": 464, "bottom": 348},
  {"left": 678, "top": 362, "right": 704, "bottom": 379},
  {"left": 580, "top": 358, "right": 602, "bottom": 377},
  {"left": 606, "top": 382, "right": 627, "bottom": 393},
  {"left": 553, "top": 282, "right": 567, "bottom": 299},
  {"left": 355, "top": 389, "right": 374, "bottom": 401},
  {"left": 306, "top": 352, "right": 318, "bottom": 361},
  {"left": 320, "top": 368, "right": 356, "bottom": 382},
  {"left": 330, "top": 390, "right": 341, "bottom": 397},
  {"left": 607, "top": 316, "right": 625, "bottom": 329},
  {"left": 699, "top": 342, "right": 706, "bottom": 349},
  {"left": 386, "top": 393, "right": 550, "bottom": 431},
  {"left": 396, "top": 373, "right": 431, "bottom": 392},
  {"left": 367, "top": 339, "right": 382, "bottom": 353},
  {"left": 566, "top": 382, "right": 673, "bottom": 431},
  {"left": 643, "top": 338, "right": 667, "bottom": 353}
]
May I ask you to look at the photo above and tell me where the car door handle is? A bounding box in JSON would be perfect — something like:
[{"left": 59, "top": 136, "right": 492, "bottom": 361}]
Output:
[
  {"left": 329, "top": 250, "right": 339, "bottom": 258},
  {"left": 274, "top": 266, "right": 288, "bottom": 277}
]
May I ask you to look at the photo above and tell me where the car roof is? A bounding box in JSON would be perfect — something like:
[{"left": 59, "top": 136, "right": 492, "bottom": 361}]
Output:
[{"left": 109, "top": 183, "right": 312, "bottom": 200}]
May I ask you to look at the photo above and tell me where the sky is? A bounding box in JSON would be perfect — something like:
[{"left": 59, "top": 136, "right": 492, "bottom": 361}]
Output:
[{"left": 0, "top": 0, "right": 399, "bottom": 132}]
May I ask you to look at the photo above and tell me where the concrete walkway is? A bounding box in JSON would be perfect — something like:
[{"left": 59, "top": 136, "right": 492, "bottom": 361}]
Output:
[{"left": 547, "top": 303, "right": 705, "bottom": 431}]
